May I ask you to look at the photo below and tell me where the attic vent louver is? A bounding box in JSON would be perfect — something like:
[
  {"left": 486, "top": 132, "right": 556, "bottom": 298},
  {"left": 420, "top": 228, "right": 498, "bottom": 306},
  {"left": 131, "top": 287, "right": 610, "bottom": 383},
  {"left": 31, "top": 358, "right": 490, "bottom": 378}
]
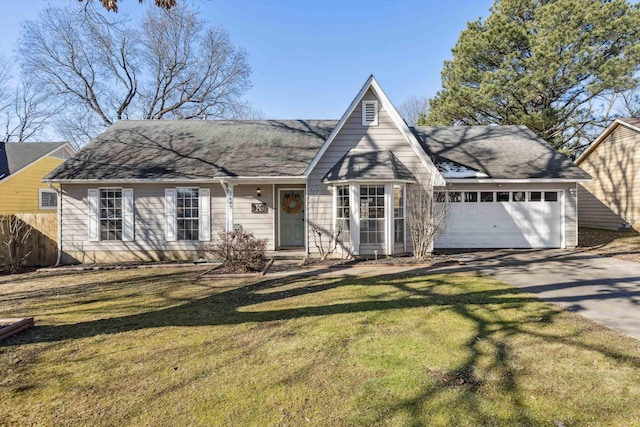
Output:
[{"left": 362, "top": 100, "right": 378, "bottom": 126}]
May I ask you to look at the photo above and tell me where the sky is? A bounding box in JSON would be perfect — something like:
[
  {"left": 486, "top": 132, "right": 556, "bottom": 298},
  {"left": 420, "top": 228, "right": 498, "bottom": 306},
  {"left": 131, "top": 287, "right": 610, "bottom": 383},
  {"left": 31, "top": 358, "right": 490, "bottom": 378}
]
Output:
[{"left": 0, "top": 0, "right": 494, "bottom": 119}]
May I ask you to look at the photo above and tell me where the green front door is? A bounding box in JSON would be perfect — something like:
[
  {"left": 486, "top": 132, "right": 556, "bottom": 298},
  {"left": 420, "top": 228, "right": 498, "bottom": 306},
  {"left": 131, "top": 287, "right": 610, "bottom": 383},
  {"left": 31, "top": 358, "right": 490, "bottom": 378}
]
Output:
[{"left": 279, "top": 190, "right": 305, "bottom": 247}]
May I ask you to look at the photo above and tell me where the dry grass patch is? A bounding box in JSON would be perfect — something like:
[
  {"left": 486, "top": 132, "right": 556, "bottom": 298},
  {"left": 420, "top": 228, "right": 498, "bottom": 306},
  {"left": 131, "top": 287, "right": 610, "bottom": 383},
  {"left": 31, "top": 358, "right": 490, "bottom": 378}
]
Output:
[
  {"left": 578, "top": 227, "right": 640, "bottom": 263},
  {"left": 1, "top": 267, "right": 640, "bottom": 426}
]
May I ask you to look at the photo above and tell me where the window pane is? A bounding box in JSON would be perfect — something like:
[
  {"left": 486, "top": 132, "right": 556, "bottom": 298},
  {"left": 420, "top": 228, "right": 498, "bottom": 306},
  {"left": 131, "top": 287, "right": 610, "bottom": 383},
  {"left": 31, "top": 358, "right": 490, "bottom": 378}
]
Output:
[
  {"left": 395, "top": 218, "right": 404, "bottom": 243},
  {"left": 464, "top": 192, "right": 478, "bottom": 203},
  {"left": 513, "top": 191, "right": 525, "bottom": 202},
  {"left": 435, "top": 191, "right": 446, "bottom": 203},
  {"left": 544, "top": 192, "right": 558, "bottom": 202},
  {"left": 497, "top": 192, "right": 509, "bottom": 202},
  {"left": 481, "top": 192, "right": 494, "bottom": 202},
  {"left": 99, "top": 188, "right": 123, "bottom": 241},
  {"left": 530, "top": 191, "right": 542, "bottom": 202},
  {"left": 448, "top": 192, "right": 462, "bottom": 202},
  {"left": 176, "top": 188, "right": 200, "bottom": 240}
]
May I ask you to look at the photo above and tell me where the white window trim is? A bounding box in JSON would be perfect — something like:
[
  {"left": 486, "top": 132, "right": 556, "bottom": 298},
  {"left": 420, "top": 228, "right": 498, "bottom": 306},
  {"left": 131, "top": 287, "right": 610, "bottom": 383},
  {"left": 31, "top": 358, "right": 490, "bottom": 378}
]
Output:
[
  {"left": 174, "top": 187, "right": 205, "bottom": 242},
  {"left": 333, "top": 184, "right": 351, "bottom": 255},
  {"left": 166, "top": 186, "right": 210, "bottom": 242},
  {"left": 393, "top": 184, "right": 406, "bottom": 253},
  {"left": 88, "top": 187, "right": 133, "bottom": 242},
  {"left": 361, "top": 100, "right": 379, "bottom": 126},
  {"left": 39, "top": 188, "right": 58, "bottom": 210}
]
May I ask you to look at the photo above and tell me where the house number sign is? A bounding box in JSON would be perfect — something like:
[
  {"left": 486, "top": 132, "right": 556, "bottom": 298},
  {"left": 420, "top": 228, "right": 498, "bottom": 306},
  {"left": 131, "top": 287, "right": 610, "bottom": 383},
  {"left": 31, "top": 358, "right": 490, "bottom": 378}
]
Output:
[{"left": 251, "top": 203, "right": 268, "bottom": 213}]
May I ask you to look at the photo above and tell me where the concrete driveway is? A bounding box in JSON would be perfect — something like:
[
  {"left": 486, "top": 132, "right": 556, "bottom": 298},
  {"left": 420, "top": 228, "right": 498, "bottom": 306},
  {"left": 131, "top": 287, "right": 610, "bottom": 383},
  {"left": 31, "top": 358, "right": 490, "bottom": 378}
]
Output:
[{"left": 432, "top": 249, "right": 640, "bottom": 340}]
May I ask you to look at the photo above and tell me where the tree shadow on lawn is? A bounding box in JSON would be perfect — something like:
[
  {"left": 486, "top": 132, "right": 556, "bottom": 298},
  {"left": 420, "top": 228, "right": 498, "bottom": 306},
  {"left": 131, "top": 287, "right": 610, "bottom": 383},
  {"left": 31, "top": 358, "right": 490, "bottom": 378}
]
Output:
[{"left": 4, "top": 267, "right": 640, "bottom": 425}]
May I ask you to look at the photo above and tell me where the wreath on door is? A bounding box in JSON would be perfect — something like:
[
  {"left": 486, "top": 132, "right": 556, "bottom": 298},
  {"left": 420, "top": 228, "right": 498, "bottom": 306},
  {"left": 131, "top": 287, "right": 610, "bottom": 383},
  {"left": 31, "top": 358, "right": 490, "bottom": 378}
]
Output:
[{"left": 282, "top": 194, "right": 302, "bottom": 214}]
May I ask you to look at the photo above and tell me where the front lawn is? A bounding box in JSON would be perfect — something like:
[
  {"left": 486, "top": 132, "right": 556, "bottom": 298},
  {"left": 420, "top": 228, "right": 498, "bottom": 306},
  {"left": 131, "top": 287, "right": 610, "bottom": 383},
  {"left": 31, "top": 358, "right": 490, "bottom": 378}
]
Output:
[{"left": 1, "top": 267, "right": 640, "bottom": 426}]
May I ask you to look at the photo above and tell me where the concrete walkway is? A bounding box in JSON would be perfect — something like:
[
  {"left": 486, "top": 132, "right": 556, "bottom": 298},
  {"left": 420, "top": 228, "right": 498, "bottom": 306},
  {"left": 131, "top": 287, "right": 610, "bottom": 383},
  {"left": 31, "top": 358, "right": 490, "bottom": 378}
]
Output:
[{"left": 430, "top": 249, "right": 640, "bottom": 340}]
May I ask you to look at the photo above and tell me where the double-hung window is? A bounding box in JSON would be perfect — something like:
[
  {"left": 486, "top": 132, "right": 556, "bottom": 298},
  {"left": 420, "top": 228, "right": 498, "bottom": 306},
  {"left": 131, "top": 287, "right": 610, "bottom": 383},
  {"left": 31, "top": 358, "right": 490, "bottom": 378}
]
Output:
[
  {"left": 88, "top": 187, "right": 133, "bottom": 241},
  {"left": 100, "top": 188, "right": 123, "bottom": 240},
  {"left": 165, "top": 187, "right": 210, "bottom": 242},
  {"left": 177, "top": 188, "right": 199, "bottom": 241}
]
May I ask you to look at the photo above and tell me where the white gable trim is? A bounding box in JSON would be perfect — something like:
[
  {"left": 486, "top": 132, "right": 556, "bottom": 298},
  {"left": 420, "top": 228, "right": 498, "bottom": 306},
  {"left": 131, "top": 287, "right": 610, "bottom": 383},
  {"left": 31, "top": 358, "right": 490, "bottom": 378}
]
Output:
[
  {"left": 303, "top": 75, "right": 445, "bottom": 186},
  {"left": 576, "top": 119, "right": 640, "bottom": 165}
]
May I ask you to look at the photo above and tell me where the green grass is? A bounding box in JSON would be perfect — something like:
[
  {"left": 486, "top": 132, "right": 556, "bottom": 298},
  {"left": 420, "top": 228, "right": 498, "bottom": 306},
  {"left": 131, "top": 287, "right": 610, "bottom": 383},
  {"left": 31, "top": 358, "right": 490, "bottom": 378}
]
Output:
[{"left": 2, "top": 267, "right": 640, "bottom": 426}]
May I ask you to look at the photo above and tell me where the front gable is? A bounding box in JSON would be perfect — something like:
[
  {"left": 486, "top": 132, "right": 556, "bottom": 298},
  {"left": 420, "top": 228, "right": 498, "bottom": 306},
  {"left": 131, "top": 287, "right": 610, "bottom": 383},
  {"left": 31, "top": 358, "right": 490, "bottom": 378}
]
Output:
[{"left": 305, "top": 76, "right": 444, "bottom": 187}]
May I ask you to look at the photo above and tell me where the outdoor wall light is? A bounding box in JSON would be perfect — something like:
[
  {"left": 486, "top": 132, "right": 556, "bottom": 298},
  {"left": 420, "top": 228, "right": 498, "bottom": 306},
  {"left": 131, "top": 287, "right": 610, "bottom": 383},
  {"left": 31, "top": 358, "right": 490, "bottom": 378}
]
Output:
[
  {"left": 256, "top": 187, "right": 262, "bottom": 197},
  {"left": 568, "top": 187, "right": 577, "bottom": 197}
]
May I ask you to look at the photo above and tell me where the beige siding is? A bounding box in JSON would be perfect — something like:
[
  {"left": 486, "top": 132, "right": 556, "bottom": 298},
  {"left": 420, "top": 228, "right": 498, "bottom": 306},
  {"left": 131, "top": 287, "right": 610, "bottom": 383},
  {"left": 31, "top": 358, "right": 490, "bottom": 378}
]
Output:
[
  {"left": 60, "top": 182, "right": 227, "bottom": 263},
  {"left": 307, "top": 89, "right": 434, "bottom": 255},
  {"left": 578, "top": 125, "right": 640, "bottom": 230},
  {"left": 232, "top": 184, "right": 275, "bottom": 249},
  {"left": 439, "top": 183, "right": 579, "bottom": 248},
  {"left": 577, "top": 185, "right": 623, "bottom": 230}
]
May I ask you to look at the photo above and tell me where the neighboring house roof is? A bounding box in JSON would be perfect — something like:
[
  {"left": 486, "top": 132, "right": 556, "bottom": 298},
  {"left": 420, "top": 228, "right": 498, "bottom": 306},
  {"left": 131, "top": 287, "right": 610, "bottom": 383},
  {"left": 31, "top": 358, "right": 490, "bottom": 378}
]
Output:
[
  {"left": 413, "top": 125, "right": 591, "bottom": 180},
  {"left": 576, "top": 118, "right": 640, "bottom": 165},
  {"left": 46, "top": 120, "right": 338, "bottom": 181},
  {"left": 0, "top": 141, "right": 70, "bottom": 180},
  {"left": 323, "top": 150, "right": 416, "bottom": 182},
  {"left": 618, "top": 117, "right": 640, "bottom": 128}
]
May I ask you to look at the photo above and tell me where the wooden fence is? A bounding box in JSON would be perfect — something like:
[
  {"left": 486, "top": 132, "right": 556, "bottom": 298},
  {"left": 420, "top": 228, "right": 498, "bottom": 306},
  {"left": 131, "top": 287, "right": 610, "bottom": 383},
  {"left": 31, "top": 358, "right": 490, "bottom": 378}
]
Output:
[{"left": 0, "top": 213, "right": 58, "bottom": 267}]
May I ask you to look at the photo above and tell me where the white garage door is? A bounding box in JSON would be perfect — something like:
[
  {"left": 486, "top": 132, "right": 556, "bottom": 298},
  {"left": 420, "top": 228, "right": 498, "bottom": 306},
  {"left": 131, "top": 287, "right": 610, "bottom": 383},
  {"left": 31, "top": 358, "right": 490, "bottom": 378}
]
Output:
[{"left": 434, "top": 190, "right": 563, "bottom": 249}]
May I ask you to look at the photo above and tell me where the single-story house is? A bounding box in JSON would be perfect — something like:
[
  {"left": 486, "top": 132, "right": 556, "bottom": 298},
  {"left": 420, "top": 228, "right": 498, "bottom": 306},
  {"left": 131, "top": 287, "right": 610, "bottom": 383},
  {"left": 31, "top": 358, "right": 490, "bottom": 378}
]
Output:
[
  {"left": 0, "top": 141, "right": 74, "bottom": 214},
  {"left": 576, "top": 118, "right": 640, "bottom": 230},
  {"left": 46, "top": 76, "right": 590, "bottom": 263}
]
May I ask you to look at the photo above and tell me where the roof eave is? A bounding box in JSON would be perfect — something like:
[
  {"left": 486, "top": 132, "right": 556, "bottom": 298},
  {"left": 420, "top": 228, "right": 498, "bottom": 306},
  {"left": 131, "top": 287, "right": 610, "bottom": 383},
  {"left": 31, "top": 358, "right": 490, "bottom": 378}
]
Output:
[
  {"left": 576, "top": 118, "right": 640, "bottom": 164},
  {"left": 323, "top": 178, "right": 416, "bottom": 185}
]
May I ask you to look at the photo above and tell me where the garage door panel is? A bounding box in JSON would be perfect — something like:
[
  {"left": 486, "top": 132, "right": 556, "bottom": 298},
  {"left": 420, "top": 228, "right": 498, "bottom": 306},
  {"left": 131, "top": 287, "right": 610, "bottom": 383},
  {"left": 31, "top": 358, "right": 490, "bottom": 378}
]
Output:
[{"left": 435, "top": 190, "right": 562, "bottom": 249}]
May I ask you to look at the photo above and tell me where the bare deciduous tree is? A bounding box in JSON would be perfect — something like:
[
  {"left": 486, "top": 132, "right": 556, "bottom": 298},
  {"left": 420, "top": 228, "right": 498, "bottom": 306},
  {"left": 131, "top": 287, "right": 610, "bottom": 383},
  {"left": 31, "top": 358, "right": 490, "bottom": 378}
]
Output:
[
  {"left": 307, "top": 190, "right": 348, "bottom": 261},
  {"left": 0, "top": 215, "right": 33, "bottom": 273},
  {"left": 617, "top": 87, "right": 640, "bottom": 118},
  {"left": 140, "top": 7, "right": 250, "bottom": 120},
  {"left": 19, "top": 4, "right": 251, "bottom": 145},
  {"left": 3, "top": 81, "right": 57, "bottom": 142},
  {"left": 406, "top": 183, "right": 449, "bottom": 260},
  {"left": 80, "top": 0, "right": 177, "bottom": 13},
  {"left": 0, "top": 57, "right": 54, "bottom": 142},
  {"left": 398, "top": 95, "right": 429, "bottom": 126}
]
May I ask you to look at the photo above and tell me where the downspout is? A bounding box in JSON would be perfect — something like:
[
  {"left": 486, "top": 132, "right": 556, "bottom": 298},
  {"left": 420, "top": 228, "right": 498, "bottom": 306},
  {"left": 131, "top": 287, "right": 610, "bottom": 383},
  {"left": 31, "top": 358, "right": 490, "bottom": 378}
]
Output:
[{"left": 49, "top": 183, "right": 62, "bottom": 266}]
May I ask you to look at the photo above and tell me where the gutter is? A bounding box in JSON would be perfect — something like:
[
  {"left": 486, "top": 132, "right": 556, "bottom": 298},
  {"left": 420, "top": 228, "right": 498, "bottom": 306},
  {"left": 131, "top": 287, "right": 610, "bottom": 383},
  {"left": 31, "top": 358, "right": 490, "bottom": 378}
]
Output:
[{"left": 443, "top": 178, "right": 591, "bottom": 184}]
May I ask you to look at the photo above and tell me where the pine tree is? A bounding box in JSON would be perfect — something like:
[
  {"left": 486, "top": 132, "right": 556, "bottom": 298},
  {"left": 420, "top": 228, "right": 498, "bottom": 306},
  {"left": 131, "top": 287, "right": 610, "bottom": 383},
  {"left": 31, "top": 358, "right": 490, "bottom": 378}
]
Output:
[{"left": 427, "top": 0, "right": 640, "bottom": 154}]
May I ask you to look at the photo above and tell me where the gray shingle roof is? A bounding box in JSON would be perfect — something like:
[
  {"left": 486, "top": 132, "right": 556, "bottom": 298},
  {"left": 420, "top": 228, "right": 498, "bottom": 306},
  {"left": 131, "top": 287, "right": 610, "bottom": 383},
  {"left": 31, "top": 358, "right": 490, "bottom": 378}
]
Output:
[
  {"left": 47, "top": 120, "right": 338, "bottom": 180},
  {"left": 0, "top": 142, "right": 68, "bottom": 179},
  {"left": 412, "top": 125, "right": 591, "bottom": 180},
  {"left": 47, "top": 120, "right": 590, "bottom": 182},
  {"left": 324, "top": 150, "right": 415, "bottom": 182}
]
